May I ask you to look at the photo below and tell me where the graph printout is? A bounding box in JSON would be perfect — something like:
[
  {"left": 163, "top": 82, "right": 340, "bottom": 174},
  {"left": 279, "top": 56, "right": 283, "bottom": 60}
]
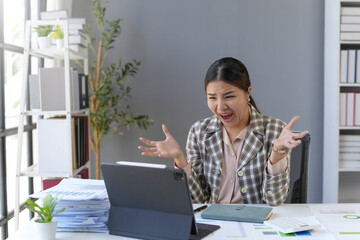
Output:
[{"left": 309, "top": 204, "right": 360, "bottom": 240}]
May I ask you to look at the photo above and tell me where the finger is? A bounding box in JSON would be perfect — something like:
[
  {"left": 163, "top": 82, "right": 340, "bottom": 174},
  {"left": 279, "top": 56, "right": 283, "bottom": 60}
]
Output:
[
  {"left": 139, "top": 137, "right": 157, "bottom": 146},
  {"left": 286, "top": 115, "right": 300, "bottom": 129},
  {"left": 293, "top": 130, "right": 309, "bottom": 140},
  {"left": 138, "top": 146, "right": 157, "bottom": 153},
  {"left": 162, "top": 124, "right": 173, "bottom": 139},
  {"left": 287, "top": 140, "right": 302, "bottom": 150}
]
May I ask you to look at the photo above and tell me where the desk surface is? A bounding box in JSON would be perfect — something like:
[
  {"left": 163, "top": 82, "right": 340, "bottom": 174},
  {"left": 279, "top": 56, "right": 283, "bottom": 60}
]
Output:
[{"left": 9, "top": 203, "right": 360, "bottom": 240}]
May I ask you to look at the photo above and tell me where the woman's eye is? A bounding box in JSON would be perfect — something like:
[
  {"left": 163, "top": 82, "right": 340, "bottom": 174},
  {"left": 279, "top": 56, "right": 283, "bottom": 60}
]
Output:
[{"left": 208, "top": 97, "right": 216, "bottom": 100}]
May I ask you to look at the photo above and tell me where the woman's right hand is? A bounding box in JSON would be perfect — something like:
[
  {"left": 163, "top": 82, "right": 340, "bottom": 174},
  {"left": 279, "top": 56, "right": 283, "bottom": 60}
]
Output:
[{"left": 138, "top": 124, "right": 188, "bottom": 168}]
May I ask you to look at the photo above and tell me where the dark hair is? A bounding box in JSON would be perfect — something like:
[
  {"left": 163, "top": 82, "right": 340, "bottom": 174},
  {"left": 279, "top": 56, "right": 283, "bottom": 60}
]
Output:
[{"left": 204, "top": 57, "right": 259, "bottom": 112}]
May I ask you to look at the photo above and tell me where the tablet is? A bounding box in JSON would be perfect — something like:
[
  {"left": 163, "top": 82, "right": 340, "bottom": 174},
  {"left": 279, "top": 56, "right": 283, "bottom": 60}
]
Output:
[{"left": 101, "top": 162, "right": 220, "bottom": 240}]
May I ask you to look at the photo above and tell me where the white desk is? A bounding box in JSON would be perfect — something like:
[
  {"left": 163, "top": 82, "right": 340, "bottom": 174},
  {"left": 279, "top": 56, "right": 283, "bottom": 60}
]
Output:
[{"left": 9, "top": 203, "right": 360, "bottom": 240}]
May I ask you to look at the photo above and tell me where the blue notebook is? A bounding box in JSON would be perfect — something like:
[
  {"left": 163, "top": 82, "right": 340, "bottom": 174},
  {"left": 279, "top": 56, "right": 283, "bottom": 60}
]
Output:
[{"left": 201, "top": 204, "right": 273, "bottom": 223}]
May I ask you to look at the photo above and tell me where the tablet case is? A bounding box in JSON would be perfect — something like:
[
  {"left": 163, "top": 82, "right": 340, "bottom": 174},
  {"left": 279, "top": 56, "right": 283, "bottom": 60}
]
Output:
[
  {"left": 201, "top": 204, "right": 273, "bottom": 223},
  {"left": 101, "top": 163, "right": 219, "bottom": 240}
]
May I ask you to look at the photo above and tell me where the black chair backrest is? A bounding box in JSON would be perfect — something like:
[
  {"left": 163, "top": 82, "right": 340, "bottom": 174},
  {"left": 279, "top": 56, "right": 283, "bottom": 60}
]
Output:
[{"left": 285, "top": 133, "right": 310, "bottom": 203}]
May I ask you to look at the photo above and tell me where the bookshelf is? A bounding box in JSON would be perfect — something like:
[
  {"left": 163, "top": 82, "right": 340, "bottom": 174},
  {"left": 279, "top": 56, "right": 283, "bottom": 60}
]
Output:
[
  {"left": 324, "top": 0, "right": 360, "bottom": 203},
  {"left": 14, "top": 19, "right": 89, "bottom": 229}
]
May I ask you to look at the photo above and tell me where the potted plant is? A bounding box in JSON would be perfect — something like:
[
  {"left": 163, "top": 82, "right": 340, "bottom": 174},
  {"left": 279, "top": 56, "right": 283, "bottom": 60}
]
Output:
[
  {"left": 33, "top": 25, "right": 53, "bottom": 49},
  {"left": 83, "top": 0, "right": 153, "bottom": 179},
  {"left": 25, "top": 194, "right": 66, "bottom": 240},
  {"left": 50, "top": 25, "right": 64, "bottom": 48}
]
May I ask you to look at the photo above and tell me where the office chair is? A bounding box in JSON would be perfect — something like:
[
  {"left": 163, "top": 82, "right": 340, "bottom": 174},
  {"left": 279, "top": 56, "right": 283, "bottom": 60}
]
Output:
[{"left": 285, "top": 133, "right": 311, "bottom": 203}]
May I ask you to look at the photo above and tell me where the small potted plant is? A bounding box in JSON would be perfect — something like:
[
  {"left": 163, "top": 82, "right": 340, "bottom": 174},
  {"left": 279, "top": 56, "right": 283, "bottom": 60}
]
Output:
[
  {"left": 50, "top": 25, "right": 64, "bottom": 48},
  {"left": 33, "top": 25, "right": 53, "bottom": 49},
  {"left": 25, "top": 194, "right": 66, "bottom": 240}
]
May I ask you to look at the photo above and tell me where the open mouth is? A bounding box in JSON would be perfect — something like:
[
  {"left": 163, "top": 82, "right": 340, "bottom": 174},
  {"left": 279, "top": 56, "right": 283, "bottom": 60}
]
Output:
[{"left": 219, "top": 113, "right": 233, "bottom": 121}]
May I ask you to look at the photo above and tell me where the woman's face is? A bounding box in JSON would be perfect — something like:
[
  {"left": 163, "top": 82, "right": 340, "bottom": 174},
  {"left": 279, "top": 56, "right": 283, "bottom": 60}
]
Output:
[{"left": 206, "top": 80, "right": 251, "bottom": 130}]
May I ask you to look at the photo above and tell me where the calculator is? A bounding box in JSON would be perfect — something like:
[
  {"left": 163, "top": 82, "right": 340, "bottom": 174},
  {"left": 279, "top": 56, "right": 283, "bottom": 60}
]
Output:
[{"left": 263, "top": 217, "right": 318, "bottom": 233}]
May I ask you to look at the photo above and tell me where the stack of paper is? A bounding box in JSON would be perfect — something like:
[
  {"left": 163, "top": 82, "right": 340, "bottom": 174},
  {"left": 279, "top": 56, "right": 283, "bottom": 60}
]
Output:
[{"left": 29, "top": 178, "right": 110, "bottom": 233}]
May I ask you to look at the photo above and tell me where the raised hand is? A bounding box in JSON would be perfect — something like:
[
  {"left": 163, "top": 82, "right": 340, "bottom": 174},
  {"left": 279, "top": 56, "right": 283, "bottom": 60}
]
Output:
[
  {"left": 138, "top": 124, "right": 188, "bottom": 168},
  {"left": 271, "top": 116, "right": 308, "bottom": 162}
]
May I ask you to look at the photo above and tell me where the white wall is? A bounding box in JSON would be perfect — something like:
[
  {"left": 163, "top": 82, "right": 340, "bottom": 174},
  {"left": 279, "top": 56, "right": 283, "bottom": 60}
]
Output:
[{"left": 73, "top": 0, "right": 324, "bottom": 202}]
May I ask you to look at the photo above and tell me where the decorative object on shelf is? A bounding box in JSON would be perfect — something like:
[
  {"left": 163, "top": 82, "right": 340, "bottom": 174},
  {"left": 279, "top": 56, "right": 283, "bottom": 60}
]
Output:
[
  {"left": 25, "top": 194, "right": 66, "bottom": 240},
  {"left": 50, "top": 25, "right": 64, "bottom": 48},
  {"left": 33, "top": 25, "right": 53, "bottom": 49},
  {"left": 85, "top": 0, "right": 153, "bottom": 179}
]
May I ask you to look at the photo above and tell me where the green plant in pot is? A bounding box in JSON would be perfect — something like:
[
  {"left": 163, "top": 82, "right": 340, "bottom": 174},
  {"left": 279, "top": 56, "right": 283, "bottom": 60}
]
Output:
[
  {"left": 25, "top": 194, "right": 66, "bottom": 240},
  {"left": 50, "top": 25, "right": 64, "bottom": 48},
  {"left": 34, "top": 25, "right": 53, "bottom": 37},
  {"left": 82, "top": 0, "right": 153, "bottom": 179},
  {"left": 34, "top": 25, "right": 53, "bottom": 49}
]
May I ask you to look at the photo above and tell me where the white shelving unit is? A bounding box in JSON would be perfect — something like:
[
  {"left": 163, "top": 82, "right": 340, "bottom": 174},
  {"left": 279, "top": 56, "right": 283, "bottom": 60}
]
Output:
[
  {"left": 324, "top": 0, "right": 360, "bottom": 203},
  {"left": 15, "top": 19, "right": 89, "bottom": 229}
]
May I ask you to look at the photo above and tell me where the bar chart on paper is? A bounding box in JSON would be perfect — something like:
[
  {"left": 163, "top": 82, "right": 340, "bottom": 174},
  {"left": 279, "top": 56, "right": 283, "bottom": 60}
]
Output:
[
  {"left": 310, "top": 205, "right": 360, "bottom": 240},
  {"left": 196, "top": 217, "right": 335, "bottom": 239}
]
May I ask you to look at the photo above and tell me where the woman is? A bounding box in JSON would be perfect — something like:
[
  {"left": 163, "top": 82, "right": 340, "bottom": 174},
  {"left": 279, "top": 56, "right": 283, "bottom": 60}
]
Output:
[{"left": 138, "top": 57, "right": 308, "bottom": 206}]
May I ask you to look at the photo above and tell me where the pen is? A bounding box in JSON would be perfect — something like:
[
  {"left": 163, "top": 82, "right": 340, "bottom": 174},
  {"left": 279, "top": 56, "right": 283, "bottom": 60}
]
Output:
[{"left": 194, "top": 205, "right": 208, "bottom": 213}]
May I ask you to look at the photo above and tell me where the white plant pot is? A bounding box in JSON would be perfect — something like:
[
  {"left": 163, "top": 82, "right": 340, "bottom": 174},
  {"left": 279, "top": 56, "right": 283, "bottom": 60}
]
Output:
[
  {"left": 37, "top": 37, "right": 51, "bottom": 49},
  {"left": 55, "top": 39, "right": 64, "bottom": 48},
  {"left": 34, "top": 218, "right": 58, "bottom": 240}
]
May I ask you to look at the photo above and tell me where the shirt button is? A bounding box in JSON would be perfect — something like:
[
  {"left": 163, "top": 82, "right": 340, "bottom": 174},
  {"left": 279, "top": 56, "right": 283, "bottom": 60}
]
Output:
[
  {"left": 241, "top": 188, "right": 247, "bottom": 193},
  {"left": 267, "top": 190, "right": 273, "bottom": 195},
  {"left": 237, "top": 170, "right": 244, "bottom": 177}
]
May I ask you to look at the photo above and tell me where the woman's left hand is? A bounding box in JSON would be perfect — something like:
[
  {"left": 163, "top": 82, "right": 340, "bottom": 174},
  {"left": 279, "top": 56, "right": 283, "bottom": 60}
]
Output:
[{"left": 271, "top": 116, "right": 308, "bottom": 162}]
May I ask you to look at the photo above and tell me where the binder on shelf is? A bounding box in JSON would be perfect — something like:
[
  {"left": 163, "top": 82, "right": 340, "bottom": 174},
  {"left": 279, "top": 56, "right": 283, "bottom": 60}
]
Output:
[
  {"left": 348, "top": 50, "right": 355, "bottom": 83},
  {"left": 79, "top": 73, "right": 89, "bottom": 109},
  {"left": 72, "top": 69, "right": 80, "bottom": 111},
  {"left": 340, "top": 92, "right": 346, "bottom": 126},
  {"left": 346, "top": 92, "right": 355, "bottom": 126},
  {"left": 38, "top": 67, "right": 81, "bottom": 111},
  {"left": 38, "top": 119, "right": 70, "bottom": 174},
  {"left": 29, "top": 74, "right": 40, "bottom": 110},
  {"left": 340, "top": 50, "right": 348, "bottom": 83},
  {"left": 39, "top": 67, "right": 66, "bottom": 111}
]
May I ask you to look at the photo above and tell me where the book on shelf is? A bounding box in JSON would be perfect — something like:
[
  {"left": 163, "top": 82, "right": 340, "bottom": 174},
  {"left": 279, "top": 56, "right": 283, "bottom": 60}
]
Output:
[
  {"left": 69, "top": 44, "right": 88, "bottom": 56},
  {"left": 341, "top": 32, "right": 360, "bottom": 41},
  {"left": 341, "top": 24, "right": 360, "bottom": 32},
  {"left": 339, "top": 152, "right": 360, "bottom": 160},
  {"left": 341, "top": 7, "right": 360, "bottom": 16},
  {"left": 340, "top": 135, "right": 360, "bottom": 141},
  {"left": 40, "top": 10, "right": 68, "bottom": 20},
  {"left": 341, "top": 15, "right": 360, "bottom": 24},
  {"left": 339, "top": 92, "right": 360, "bottom": 126},
  {"left": 339, "top": 160, "right": 360, "bottom": 168},
  {"left": 340, "top": 141, "right": 360, "bottom": 147},
  {"left": 339, "top": 49, "right": 360, "bottom": 83},
  {"left": 340, "top": 146, "right": 360, "bottom": 153}
]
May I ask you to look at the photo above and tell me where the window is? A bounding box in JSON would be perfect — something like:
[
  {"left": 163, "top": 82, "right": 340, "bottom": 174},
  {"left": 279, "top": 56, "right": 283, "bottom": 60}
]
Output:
[{"left": 0, "top": 1, "right": 41, "bottom": 239}]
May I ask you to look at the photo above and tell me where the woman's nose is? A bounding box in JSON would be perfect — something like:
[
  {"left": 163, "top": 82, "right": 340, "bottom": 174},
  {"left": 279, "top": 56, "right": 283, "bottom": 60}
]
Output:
[{"left": 217, "top": 99, "right": 228, "bottom": 111}]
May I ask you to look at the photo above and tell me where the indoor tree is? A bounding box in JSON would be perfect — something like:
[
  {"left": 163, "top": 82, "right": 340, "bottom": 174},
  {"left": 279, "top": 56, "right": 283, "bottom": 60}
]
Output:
[{"left": 85, "top": 0, "right": 153, "bottom": 179}]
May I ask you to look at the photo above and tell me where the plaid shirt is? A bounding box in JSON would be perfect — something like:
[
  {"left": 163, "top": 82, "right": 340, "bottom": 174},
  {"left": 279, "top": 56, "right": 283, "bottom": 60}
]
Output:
[{"left": 186, "top": 104, "right": 290, "bottom": 206}]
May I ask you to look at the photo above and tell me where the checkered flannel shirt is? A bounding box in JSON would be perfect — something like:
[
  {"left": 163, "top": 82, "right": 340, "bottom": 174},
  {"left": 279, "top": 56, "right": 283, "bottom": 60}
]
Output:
[{"left": 186, "top": 104, "right": 290, "bottom": 206}]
